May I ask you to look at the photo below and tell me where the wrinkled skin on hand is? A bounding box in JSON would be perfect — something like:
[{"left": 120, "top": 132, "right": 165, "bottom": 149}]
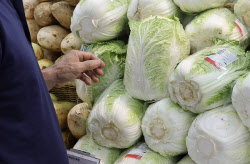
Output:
[{"left": 42, "top": 50, "right": 105, "bottom": 90}]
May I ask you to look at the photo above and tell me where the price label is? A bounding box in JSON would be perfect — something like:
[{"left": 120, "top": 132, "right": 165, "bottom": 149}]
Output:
[
  {"left": 205, "top": 48, "right": 238, "bottom": 70},
  {"left": 67, "top": 149, "right": 100, "bottom": 164},
  {"left": 234, "top": 19, "right": 248, "bottom": 37},
  {"left": 125, "top": 143, "right": 149, "bottom": 160}
]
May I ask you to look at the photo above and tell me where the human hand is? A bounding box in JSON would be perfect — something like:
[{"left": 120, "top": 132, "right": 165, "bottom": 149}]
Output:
[{"left": 42, "top": 50, "right": 105, "bottom": 90}]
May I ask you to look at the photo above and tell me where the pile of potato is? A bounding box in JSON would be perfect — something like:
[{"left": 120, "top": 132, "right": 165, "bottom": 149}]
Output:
[
  {"left": 50, "top": 93, "right": 91, "bottom": 149},
  {"left": 24, "top": 0, "right": 82, "bottom": 70},
  {"left": 24, "top": 0, "right": 84, "bottom": 149}
]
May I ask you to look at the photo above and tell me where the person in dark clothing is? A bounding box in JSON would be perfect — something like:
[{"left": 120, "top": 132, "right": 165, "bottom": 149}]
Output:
[{"left": 0, "top": 1, "right": 105, "bottom": 163}]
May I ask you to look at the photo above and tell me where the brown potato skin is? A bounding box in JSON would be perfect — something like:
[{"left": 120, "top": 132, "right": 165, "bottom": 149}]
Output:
[
  {"left": 34, "top": 2, "right": 56, "bottom": 27},
  {"left": 67, "top": 103, "right": 91, "bottom": 139},
  {"left": 23, "top": 0, "right": 40, "bottom": 19},
  {"left": 50, "top": 2, "right": 74, "bottom": 29},
  {"left": 61, "top": 33, "right": 82, "bottom": 54},
  {"left": 53, "top": 101, "right": 76, "bottom": 130},
  {"left": 37, "top": 59, "right": 54, "bottom": 70},
  {"left": 37, "top": 25, "right": 70, "bottom": 52},
  {"left": 27, "top": 19, "right": 41, "bottom": 43},
  {"left": 42, "top": 48, "right": 61, "bottom": 61}
]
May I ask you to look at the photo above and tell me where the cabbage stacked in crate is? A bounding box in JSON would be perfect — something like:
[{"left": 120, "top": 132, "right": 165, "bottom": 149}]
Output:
[{"left": 25, "top": 0, "right": 250, "bottom": 163}]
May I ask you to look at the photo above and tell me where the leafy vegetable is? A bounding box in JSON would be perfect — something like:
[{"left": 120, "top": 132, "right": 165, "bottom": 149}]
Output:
[
  {"left": 232, "top": 66, "right": 250, "bottom": 130},
  {"left": 74, "top": 135, "right": 121, "bottom": 164},
  {"left": 173, "top": 0, "right": 227, "bottom": 13},
  {"left": 87, "top": 80, "right": 145, "bottom": 148},
  {"left": 186, "top": 105, "right": 250, "bottom": 164},
  {"left": 127, "top": 0, "right": 182, "bottom": 21},
  {"left": 185, "top": 8, "right": 249, "bottom": 53},
  {"left": 234, "top": 0, "right": 250, "bottom": 32},
  {"left": 168, "top": 39, "right": 250, "bottom": 113},
  {"left": 142, "top": 98, "right": 196, "bottom": 156},
  {"left": 71, "top": 0, "right": 129, "bottom": 43},
  {"left": 124, "top": 16, "right": 190, "bottom": 101}
]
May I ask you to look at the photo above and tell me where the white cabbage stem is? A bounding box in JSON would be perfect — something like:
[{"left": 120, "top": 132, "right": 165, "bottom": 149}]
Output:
[
  {"left": 186, "top": 105, "right": 250, "bottom": 164},
  {"left": 142, "top": 98, "right": 196, "bottom": 156},
  {"left": 87, "top": 80, "right": 145, "bottom": 148}
]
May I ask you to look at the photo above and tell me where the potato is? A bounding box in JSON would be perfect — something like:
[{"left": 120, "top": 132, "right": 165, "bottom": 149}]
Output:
[
  {"left": 62, "top": 129, "right": 77, "bottom": 149},
  {"left": 53, "top": 101, "right": 76, "bottom": 130},
  {"left": 23, "top": 0, "right": 39, "bottom": 19},
  {"left": 50, "top": 2, "right": 74, "bottom": 29},
  {"left": 32, "top": 43, "right": 43, "bottom": 60},
  {"left": 38, "top": 59, "right": 54, "bottom": 70},
  {"left": 61, "top": 33, "right": 82, "bottom": 54},
  {"left": 41, "top": 48, "right": 61, "bottom": 61},
  {"left": 68, "top": 103, "right": 91, "bottom": 139},
  {"left": 49, "top": 93, "right": 58, "bottom": 101},
  {"left": 64, "top": 0, "right": 79, "bottom": 6},
  {"left": 34, "top": 2, "right": 56, "bottom": 27},
  {"left": 37, "top": 25, "right": 70, "bottom": 52},
  {"left": 27, "top": 19, "right": 41, "bottom": 43}
]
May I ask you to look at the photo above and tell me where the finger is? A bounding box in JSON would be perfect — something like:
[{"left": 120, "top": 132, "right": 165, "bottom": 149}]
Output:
[
  {"left": 85, "top": 70, "right": 99, "bottom": 83},
  {"left": 79, "top": 74, "right": 92, "bottom": 86},
  {"left": 76, "top": 51, "right": 105, "bottom": 68},
  {"left": 93, "top": 68, "right": 104, "bottom": 76},
  {"left": 77, "top": 60, "right": 101, "bottom": 72}
]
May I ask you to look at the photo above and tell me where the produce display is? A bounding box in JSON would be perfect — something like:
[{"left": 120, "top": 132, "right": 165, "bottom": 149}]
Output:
[{"left": 24, "top": 0, "right": 250, "bottom": 163}]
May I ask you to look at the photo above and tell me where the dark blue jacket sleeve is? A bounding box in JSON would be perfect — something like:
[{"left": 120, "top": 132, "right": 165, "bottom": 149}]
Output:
[{"left": 0, "top": 38, "right": 2, "bottom": 64}]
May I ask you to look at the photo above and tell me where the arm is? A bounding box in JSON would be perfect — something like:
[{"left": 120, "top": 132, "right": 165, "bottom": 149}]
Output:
[{"left": 42, "top": 50, "right": 105, "bottom": 90}]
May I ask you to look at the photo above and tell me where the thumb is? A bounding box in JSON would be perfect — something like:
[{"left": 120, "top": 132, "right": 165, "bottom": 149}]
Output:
[{"left": 78, "top": 60, "right": 101, "bottom": 72}]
